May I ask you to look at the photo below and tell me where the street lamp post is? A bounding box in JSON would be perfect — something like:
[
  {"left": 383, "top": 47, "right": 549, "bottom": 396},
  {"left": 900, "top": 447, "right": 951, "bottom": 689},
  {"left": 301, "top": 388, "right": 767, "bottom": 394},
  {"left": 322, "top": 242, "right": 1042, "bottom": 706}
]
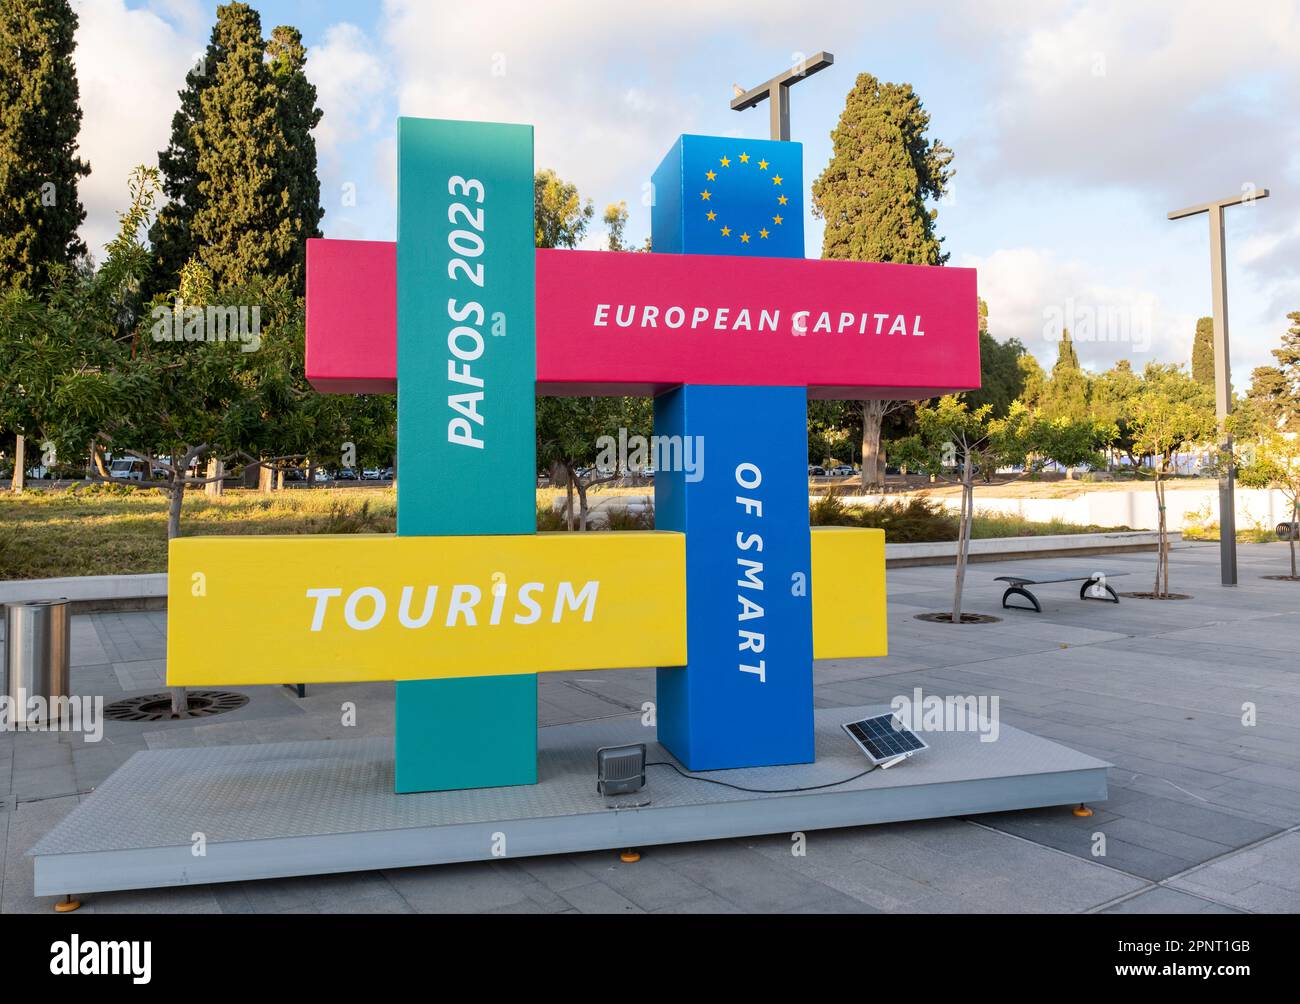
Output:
[
  {"left": 1168, "top": 188, "right": 1270, "bottom": 586},
  {"left": 730, "top": 52, "right": 834, "bottom": 141}
]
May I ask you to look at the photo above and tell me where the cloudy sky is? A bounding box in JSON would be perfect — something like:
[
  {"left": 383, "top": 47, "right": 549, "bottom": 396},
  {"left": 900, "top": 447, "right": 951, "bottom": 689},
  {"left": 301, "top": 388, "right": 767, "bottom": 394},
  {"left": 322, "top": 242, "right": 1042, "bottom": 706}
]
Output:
[{"left": 74, "top": 0, "right": 1300, "bottom": 376}]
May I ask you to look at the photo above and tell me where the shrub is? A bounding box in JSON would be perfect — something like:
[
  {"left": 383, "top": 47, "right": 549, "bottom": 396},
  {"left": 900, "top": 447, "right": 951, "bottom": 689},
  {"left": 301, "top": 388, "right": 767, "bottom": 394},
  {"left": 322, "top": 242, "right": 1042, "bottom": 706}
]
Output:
[
  {"left": 601, "top": 504, "right": 654, "bottom": 531},
  {"left": 809, "top": 495, "right": 959, "bottom": 542}
]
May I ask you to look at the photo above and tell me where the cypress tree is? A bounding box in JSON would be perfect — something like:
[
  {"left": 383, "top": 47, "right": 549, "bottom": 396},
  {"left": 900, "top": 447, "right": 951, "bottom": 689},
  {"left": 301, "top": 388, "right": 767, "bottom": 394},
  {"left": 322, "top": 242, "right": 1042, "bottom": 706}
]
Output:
[
  {"left": 812, "top": 72, "right": 953, "bottom": 487},
  {"left": 190, "top": 3, "right": 286, "bottom": 290},
  {"left": 1053, "top": 328, "right": 1080, "bottom": 372},
  {"left": 1042, "top": 329, "right": 1090, "bottom": 422},
  {"left": 0, "top": 0, "right": 89, "bottom": 289},
  {"left": 812, "top": 72, "right": 953, "bottom": 265},
  {"left": 267, "top": 25, "right": 323, "bottom": 293},
  {"left": 1191, "top": 316, "right": 1214, "bottom": 387},
  {"left": 145, "top": 17, "right": 225, "bottom": 300},
  {"left": 148, "top": 5, "right": 323, "bottom": 296}
]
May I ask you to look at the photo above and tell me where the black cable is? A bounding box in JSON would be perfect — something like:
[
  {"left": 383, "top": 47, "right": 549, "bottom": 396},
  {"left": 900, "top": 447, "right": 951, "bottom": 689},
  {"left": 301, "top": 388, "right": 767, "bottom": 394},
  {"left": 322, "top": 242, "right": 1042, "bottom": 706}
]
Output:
[{"left": 646, "top": 760, "right": 876, "bottom": 794}]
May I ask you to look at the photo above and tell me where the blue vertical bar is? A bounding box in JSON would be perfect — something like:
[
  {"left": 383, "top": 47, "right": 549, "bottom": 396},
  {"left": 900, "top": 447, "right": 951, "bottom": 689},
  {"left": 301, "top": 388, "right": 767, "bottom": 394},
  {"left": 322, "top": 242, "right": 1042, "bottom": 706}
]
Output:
[{"left": 652, "top": 134, "right": 814, "bottom": 770}]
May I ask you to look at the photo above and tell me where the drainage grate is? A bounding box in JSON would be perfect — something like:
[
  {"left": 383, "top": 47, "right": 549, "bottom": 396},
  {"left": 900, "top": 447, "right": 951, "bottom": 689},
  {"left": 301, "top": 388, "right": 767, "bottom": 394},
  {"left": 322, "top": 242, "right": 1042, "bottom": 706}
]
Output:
[{"left": 103, "top": 690, "right": 249, "bottom": 722}]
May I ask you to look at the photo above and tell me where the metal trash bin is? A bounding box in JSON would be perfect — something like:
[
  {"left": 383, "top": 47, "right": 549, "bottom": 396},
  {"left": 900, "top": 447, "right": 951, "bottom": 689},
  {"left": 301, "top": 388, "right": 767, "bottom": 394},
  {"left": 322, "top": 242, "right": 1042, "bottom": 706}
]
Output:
[{"left": 3, "top": 599, "right": 71, "bottom": 727}]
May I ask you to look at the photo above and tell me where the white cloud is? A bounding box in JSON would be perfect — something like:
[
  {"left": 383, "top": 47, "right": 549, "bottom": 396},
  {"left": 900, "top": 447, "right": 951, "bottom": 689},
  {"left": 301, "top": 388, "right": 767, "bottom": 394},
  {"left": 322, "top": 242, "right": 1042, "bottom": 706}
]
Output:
[
  {"left": 950, "top": 1, "right": 1300, "bottom": 198},
  {"left": 377, "top": 0, "right": 888, "bottom": 241},
  {"left": 963, "top": 246, "right": 1198, "bottom": 372},
  {"left": 309, "top": 22, "right": 390, "bottom": 162},
  {"left": 72, "top": 0, "right": 200, "bottom": 258}
]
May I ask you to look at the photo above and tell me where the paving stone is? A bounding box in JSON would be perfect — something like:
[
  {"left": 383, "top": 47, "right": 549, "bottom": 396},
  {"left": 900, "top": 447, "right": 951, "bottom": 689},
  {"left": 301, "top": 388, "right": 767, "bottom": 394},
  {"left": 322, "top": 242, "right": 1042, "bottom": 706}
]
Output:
[
  {"left": 1101, "top": 887, "right": 1242, "bottom": 914},
  {"left": 558, "top": 880, "right": 645, "bottom": 913}
]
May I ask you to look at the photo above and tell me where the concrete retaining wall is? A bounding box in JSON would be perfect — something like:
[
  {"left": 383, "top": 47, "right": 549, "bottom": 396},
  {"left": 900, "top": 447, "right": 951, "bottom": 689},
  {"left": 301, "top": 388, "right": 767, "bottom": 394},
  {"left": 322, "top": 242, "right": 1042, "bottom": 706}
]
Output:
[
  {"left": 842, "top": 486, "right": 1293, "bottom": 533},
  {"left": 884, "top": 530, "right": 1182, "bottom": 568}
]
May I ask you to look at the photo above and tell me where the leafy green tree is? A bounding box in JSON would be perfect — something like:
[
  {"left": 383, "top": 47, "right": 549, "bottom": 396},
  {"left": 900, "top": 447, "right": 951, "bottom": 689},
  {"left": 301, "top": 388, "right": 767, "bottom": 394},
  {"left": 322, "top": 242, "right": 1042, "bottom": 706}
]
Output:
[
  {"left": 1243, "top": 312, "right": 1300, "bottom": 432},
  {"left": 534, "top": 169, "right": 593, "bottom": 250},
  {"left": 1245, "top": 364, "right": 1296, "bottom": 433},
  {"left": 1128, "top": 364, "right": 1216, "bottom": 597},
  {"left": 1093, "top": 359, "right": 1142, "bottom": 468},
  {"left": 603, "top": 201, "right": 629, "bottom": 251},
  {"left": 1016, "top": 353, "right": 1048, "bottom": 412},
  {"left": 531, "top": 170, "right": 639, "bottom": 525},
  {"left": 537, "top": 396, "right": 651, "bottom": 529},
  {"left": 894, "top": 397, "right": 1106, "bottom": 621},
  {"left": 1191, "top": 316, "right": 1215, "bottom": 388},
  {"left": 1273, "top": 310, "right": 1300, "bottom": 375},
  {"left": 965, "top": 331, "right": 1027, "bottom": 417},
  {"left": 808, "top": 399, "right": 858, "bottom": 469},
  {"left": 1228, "top": 400, "right": 1300, "bottom": 578},
  {"left": 892, "top": 399, "right": 1036, "bottom": 622},
  {"left": 812, "top": 71, "right": 953, "bottom": 490},
  {"left": 1, "top": 166, "right": 309, "bottom": 525},
  {"left": 0, "top": 0, "right": 89, "bottom": 291}
]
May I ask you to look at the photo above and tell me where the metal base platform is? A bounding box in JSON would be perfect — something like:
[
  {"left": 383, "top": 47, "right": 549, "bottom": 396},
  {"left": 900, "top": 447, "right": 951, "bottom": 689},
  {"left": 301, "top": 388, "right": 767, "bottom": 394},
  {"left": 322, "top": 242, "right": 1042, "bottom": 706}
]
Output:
[{"left": 30, "top": 706, "right": 1108, "bottom": 896}]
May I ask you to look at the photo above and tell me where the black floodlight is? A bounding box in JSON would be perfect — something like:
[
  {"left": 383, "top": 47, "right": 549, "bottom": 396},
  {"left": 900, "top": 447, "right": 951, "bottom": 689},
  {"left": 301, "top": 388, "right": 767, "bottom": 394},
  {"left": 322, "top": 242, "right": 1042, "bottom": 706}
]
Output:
[{"left": 596, "top": 743, "right": 647, "bottom": 795}]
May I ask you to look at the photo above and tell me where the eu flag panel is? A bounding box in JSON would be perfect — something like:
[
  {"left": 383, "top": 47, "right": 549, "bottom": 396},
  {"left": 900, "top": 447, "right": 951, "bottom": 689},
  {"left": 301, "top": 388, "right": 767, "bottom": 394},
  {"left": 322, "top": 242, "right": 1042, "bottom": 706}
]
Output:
[
  {"left": 652, "top": 134, "right": 804, "bottom": 258},
  {"left": 394, "top": 118, "right": 537, "bottom": 793},
  {"left": 652, "top": 132, "right": 814, "bottom": 771}
]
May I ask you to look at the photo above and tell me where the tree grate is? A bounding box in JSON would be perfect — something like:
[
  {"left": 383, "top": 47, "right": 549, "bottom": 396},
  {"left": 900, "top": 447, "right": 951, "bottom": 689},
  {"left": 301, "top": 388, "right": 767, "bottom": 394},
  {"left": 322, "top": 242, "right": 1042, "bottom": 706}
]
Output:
[
  {"left": 103, "top": 690, "right": 249, "bottom": 722},
  {"left": 913, "top": 612, "right": 1001, "bottom": 625}
]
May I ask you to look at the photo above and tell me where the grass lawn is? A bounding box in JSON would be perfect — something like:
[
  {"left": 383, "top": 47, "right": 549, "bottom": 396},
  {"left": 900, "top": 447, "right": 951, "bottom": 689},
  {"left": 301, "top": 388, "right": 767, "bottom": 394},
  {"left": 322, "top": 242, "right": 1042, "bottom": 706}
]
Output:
[
  {"left": 0, "top": 486, "right": 397, "bottom": 580},
  {"left": 1, "top": 484, "right": 1134, "bottom": 581}
]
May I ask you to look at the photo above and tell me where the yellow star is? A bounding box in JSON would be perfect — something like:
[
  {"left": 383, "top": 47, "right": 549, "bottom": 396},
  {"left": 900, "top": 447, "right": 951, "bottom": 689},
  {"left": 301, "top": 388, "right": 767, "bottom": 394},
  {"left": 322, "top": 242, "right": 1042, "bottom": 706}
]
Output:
[
  {"left": 777, "top": 194, "right": 788, "bottom": 205},
  {"left": 772, "top": 174, "right": 783, "bottom": 185},
  {"left": 700, "top": 190, "right": 711, "bottom": 201},
  {"left": 705, "top": 169, "right": 716, "bottom": 181},
  {"left": 758, "top": 159, "right": 769, "bottom": 170},
  {"left": 739, "top": 152, "right": 750, "bottom": 163},
  {"left": 740, "top": 232, "right": 750, "bottom": 243},
  {"left": 773, "top": 214, "right": 783, "bottom": 225},
  {"left": 720, "top": 226, "right": 731, "bottom": 236},
  {"left": 759, "top": 228, "right": 769, "bottom": 239},
  {"left": 719, "top": 156, "right": 731, "bottom": 167},
  {"left": 706, "top": 210, "right": 717, "bottom": 221}
]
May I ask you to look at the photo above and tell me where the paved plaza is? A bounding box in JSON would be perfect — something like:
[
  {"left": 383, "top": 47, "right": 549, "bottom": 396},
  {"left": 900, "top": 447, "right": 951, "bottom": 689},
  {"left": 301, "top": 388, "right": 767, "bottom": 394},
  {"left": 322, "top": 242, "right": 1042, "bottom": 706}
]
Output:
[{"left": 2, "top": 540, "right": 1298, "bottom": 913}]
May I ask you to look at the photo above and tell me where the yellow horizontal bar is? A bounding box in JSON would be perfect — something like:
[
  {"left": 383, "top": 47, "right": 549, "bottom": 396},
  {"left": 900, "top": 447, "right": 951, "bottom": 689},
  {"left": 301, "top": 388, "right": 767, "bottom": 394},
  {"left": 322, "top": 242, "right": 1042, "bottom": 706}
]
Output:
[
  {"left": 167, "top": 531, "right": 686, "bottom": 686},
  {"left": 166, "top": 526, "right": 887, "bottom": 686},
  {"left": 810, "top": 526, "right": 888, "bottom": 659}
]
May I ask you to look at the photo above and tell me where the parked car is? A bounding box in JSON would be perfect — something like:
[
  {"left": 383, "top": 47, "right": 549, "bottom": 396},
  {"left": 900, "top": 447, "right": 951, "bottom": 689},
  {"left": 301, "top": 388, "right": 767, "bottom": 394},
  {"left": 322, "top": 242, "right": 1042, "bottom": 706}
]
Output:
[
  {"left": 335, "top": 468, "right": 358, "bottom": 480},
  {"left": 808, "top": 465, "right": 826, "bottom": 477},
  {"left": 830, "top": 465, "right": 854, "bottom": 477}
]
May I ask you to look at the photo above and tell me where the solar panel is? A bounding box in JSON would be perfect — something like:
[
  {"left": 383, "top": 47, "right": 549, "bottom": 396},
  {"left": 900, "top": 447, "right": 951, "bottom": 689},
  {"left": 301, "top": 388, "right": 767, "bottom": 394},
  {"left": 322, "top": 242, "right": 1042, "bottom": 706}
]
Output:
[{"left": 841, "top": 714, "right": 928, "bottom": 767}]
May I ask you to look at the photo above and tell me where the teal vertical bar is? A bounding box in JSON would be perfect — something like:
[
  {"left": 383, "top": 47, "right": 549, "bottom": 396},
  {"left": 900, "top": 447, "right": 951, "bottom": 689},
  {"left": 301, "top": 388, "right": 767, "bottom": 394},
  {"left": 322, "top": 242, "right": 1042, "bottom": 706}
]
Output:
[{"left": 394, "top": 117, "right": 537, "bottom": 793}]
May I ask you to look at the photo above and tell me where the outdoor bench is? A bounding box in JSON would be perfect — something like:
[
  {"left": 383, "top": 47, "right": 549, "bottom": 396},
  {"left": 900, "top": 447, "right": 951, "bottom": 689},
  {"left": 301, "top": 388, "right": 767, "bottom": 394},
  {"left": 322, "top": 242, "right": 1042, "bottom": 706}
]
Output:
[{"left": 993, "top": 571, "right": 1128, "bottom": 613}]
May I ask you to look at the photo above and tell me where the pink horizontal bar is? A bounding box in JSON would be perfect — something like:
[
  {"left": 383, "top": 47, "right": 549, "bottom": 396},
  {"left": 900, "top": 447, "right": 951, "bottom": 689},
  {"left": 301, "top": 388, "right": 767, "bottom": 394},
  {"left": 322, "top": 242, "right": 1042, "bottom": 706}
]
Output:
[{"left": 306, "top": 239, "right": 980, "bottom": 398}]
